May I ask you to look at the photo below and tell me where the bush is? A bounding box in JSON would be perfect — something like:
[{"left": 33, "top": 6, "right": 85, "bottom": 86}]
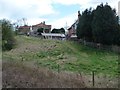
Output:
[
  {"left": 37, "top": 28, "right": 43, "bottom": 35},
  {"left": 1, "top": 19, "right": 16, "bottom": 51}
]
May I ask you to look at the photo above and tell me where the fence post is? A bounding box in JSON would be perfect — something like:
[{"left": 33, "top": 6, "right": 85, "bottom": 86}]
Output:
[{"left": 92, "top": 71, "right": 95, "bottom": 87}]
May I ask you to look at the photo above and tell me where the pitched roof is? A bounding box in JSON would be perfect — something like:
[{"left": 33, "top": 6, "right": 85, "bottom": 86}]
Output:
[
  {"left": 68, "top": 19, "right": 78, "bottom": 31},
  {"left": 18, "top": 26, "right": 31, "bottom": 29},
  {"left": 32, "top": 23, "right": 51, "bottom": 29}
]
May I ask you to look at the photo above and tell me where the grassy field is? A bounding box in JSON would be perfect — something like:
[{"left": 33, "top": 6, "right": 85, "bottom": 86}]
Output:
[{"left": 2, "top": 35, "right": 119, "bottom": 88}]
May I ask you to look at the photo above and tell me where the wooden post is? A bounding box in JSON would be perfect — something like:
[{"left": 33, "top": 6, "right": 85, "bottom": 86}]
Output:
[{"left": 92, "top": 71, "right": 95, "bottom": 87}]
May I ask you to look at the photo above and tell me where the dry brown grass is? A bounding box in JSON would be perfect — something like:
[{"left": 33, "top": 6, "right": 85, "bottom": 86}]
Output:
[{"left": 2, "top": 60, "right": 85, "bottom": 88}]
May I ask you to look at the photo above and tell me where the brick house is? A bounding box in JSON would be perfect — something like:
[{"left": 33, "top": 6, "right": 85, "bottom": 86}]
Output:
[
  {"left": 67, "top": 11, "right": 80, "bottom": 38},
  {"left": 32, "top": 21, "right": 51, "bottom": 33},
  {"left": 17, "top": 25, "right": 31, "bottom": 35}
]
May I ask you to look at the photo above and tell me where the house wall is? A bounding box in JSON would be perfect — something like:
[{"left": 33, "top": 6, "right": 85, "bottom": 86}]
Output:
[
  {"left": 67, "top": 11, "right": 80, "bottom": 38},
  {"left": 68, "top": 20, "right": 78, "bottom": 37},
  {"left": 18, "top": 28, "right": 30, "bottom": 35},
  {"left": 32, "top": 26, "right": 38, "bottom": 32},
  {"left": 32, "top": 25, "right": 51, "bottom": 33}
]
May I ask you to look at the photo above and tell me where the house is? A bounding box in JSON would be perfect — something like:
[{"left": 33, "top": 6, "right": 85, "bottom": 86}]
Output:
[
  {"left": 67, "top": 11, "right": 80, "bottom": 38},
  {"left": 32, "top": 21, "right": 51, "bottom": 34},
  {"left": 17, "top": 21, "right": 52, "bottom": 36},
  {"left": 17, "top": 25, "right": 31, "bottom": 35},
  {"left": 67, "top": 20, "right": 78, "bottom": 37}
]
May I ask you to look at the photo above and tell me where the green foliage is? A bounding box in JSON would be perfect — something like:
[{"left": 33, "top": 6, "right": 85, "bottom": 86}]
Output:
[
  {"left": 3, "top": 36, "right": 119, "bottom": 76},
  {"left": 77, "top": 3, "right": 120, "bottom": 45},
  {"left": 14, "top": 30, "right": 18, "bottom": 36},
  {"left": 37, "top": 28, "right": 43, "bottom": 35},
  {"left": 113, "top": 25, "right": 120, "bottom": 45},
  {"left": 51, "top": 28, "right": 65, "bottom": 34},
  {"left": 35, "top": 50, "right": 61, "bottom": 59},
  {"left": 92, "top": 4, "right": 119, "bottom": 45},
  {"left": 1, "top": 19, "right": 16, "bottom": 51},
  {"left": 77, "top": 8, "right": 93, "bottom": 41}
]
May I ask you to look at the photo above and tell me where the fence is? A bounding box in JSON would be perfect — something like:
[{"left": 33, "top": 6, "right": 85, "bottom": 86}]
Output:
[
  {"left": 56, "top": 64, "right": 119, "bottom": 88},
  {"left": 69, "top": 38, "right": 120, "bottom": 53}
]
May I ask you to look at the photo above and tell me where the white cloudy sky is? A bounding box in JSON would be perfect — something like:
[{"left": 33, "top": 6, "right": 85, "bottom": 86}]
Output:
[{"left": 0, "top": 0, "right": 119, "bottom": 29}]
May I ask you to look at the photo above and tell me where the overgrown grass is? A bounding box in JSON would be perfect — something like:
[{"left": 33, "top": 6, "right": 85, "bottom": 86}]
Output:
[
  {"left": 3, "top": 35, "right": 119, "bottom": 77},
  {"left": 3, "top": 60, "right": 85, "bottom": 88}
]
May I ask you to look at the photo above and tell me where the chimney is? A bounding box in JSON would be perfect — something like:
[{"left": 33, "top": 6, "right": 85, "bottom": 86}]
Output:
[
  {"left": 78, "top": 11, "right": 80, "bottom": 19},
  {"left": 43, "top": 21, "right": 45, "bottom": 25},
  {"left": 78, "top": 11, "right": 81, "bottom": 23}
]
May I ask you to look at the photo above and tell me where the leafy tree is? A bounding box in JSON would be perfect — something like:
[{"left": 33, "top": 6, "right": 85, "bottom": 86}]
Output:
[
  {"left": 92, "top": 3, "right": 119, "bottom": 45},
  {"left": 51, "top": 28, "right": 57, "bottom": 33},
  {"left": 44, "top": 29, "right": 49, "bottom": 33},
  {"left": 1, "top": 19, "right": 16, "bottom": 51},
  {"left": 37, "top": 28, "right": 43, "bottom": 35},
  {"left": 51, "top": 28, "right": 65, "bottom": 34},
  {"left": 114, "top": 25, "right": 120, "bottom": 45},
  {"left": 76, "top": 3, "right": 120, "bottom": 45},
  {"left": 60, "top": 28, "right": 65, "bottom": 34},
  {"left": 77, "top": 8, "right": 93, "bottom": 41}
]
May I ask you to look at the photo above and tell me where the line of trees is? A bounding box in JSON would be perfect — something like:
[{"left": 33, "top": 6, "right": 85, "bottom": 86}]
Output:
[{"left": 77, "top": 3, "right": 120, "bottom": 45}]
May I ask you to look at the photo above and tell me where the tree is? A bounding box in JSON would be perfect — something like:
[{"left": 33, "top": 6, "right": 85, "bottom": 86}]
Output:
[
  {"left": 76, "top": 3, "right": 120, "bottom": 45},
  {"left": 77, "top": 8, "right": 93, "bottom": 41},
  {"left": 51, "top": 28, "right": 57, "bottom": 33},
  {"left": 51, "top": 28, "right": 65, "bottom": 34},
  {"left": 37, "top": 28, "right": 44, "bottom": 35},
  {"left": 1, "top": 19, "right": 16, "bottom": 51},
  {"left": 114, "top": 25, "right": 120, "bottom": 45},
  {"left": 60, "top": 28, "right": 65, "bottom": 34},
  {"left": 92, "top": 3, "right": 119, "bottom": 45}
]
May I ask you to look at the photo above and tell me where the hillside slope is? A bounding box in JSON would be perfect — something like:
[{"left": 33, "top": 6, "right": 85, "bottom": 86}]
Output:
[{"left": 2, "top": 36, "right": 119, "bottom": 88}]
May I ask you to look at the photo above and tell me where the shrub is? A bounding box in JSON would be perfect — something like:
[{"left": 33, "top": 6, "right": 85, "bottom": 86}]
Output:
[{"left": 1, "top": 19, "right": 16, "bottom": 51}]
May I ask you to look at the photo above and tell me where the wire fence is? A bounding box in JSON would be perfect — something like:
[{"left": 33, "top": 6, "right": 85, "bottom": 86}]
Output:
[
  {"left": 56, "top": 64, "right": 119, "bottom": 88},
  {"left": 69, "top": 38, "right": 120, "bottom": 54}
]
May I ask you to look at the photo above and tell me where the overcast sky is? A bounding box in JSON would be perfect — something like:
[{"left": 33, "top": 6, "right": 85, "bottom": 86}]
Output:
[{"left": 0, "top": 0, "right": 119, "bottom": 29}]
